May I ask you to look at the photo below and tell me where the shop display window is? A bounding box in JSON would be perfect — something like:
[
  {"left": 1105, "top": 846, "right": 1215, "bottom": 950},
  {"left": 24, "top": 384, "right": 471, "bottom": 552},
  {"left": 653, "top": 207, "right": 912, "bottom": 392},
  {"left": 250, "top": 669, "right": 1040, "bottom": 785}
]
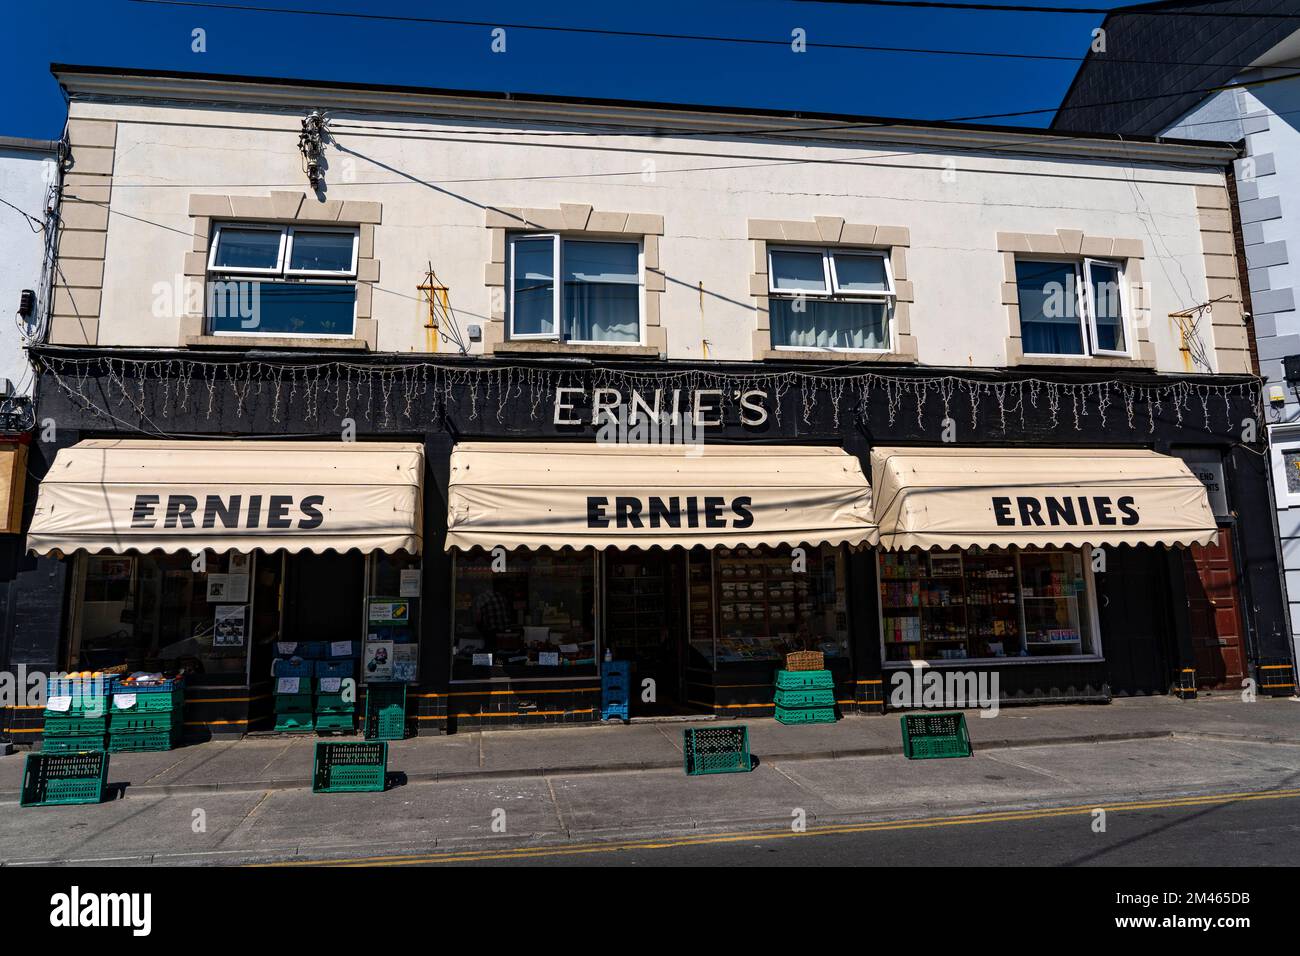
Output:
[
  {"left": 365, "top": 552, "right": 421, "bottom": 683},
  {"left": 72, "top": 552, "right": 276, "bottom": 679},
  {"left": 452, "top": 550, "right": 598, "bottom": 679},
  {"left": 879, "top": 549, "right": 1096, "bottom": 663},
  {"left": 713, "top": 544, "right": 850, "bottom": 664}
]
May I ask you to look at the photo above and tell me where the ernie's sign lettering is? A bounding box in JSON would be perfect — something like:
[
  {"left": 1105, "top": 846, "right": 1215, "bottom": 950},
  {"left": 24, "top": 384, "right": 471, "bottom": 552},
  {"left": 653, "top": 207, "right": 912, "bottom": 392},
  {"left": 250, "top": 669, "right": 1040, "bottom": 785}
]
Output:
[
  {"left": 130, "top": 494, "right": 326, "bottom": 530},
  {"left": 587, "top": 495, "right": 754, "bottom": 529},
  {"left": 992, "top": 495, "right": 1139, "bottom": 528},
  {"left": 554, "top": 386, "right": 769, "bottom": 428}
]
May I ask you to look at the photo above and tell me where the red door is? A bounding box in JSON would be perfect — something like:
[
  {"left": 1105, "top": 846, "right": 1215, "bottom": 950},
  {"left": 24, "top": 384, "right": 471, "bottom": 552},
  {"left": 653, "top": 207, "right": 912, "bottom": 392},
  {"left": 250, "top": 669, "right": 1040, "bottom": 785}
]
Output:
[{"left": 1181, "top": 529, "right": 1247, "bottom": 690}]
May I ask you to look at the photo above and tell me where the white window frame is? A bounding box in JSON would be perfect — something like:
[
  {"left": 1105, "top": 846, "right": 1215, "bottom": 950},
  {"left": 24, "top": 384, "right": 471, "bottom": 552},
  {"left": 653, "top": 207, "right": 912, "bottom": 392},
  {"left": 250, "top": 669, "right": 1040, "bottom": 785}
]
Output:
[
  {"left": 1081, "top": 257, "right": 1131, "bottom": 358},
  {"left": 507, "top": 233, "right": 645, "bottom": 346},
  {"left": 766, "top": 245, "right": 896, "bottom": 353},
  {"left": 205, "top": 221, "right": 359, "bottom": 339},
  {"left": 283, "top": 226, "right": 360, "bottom": 278},
  {"left": 1270, "top": 428, "right": 1300, "bottom": 508},
  {"left": 1018, "top": 257, "right": 1132, "bottom": 360},
  {"left": 827, "top": 249, "right": 896, "bottom": 298},
  {"left": 207, "top": 222, "right": 288, "bottom": 276},
  {"left": 508, "top": 232, "right": 561, "bottom": 341}
]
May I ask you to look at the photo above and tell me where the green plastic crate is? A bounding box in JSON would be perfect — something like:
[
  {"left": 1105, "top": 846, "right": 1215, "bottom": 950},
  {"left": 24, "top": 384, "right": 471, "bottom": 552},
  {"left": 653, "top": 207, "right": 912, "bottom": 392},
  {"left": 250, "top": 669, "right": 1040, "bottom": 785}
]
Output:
[
  {"left": 364, "top": 684, "right": 407, "bottom": 741},
  {"left": 274, "top": 694, "right": 314, "bottom": 713},
  {"left": 41, "top": 736, "right": 106, "bottom": 754},
  {"left": 774, "top": 705, "right": 836, "bottom": 725},
  {"left": 313, "top": 741, "right": 387, "bottom": 793},
  {"left": 273, "top": 712, "right": 315, "bottom": 732},
  {"left": 42, "top": 715, "right": 108, "bottom": 736},
  {"left": 314, "top": 693, "right": 355, "bottom": 713},
  {"left": 683, "top": 725, "right": 752, "bottom": 775},
  {"left": 21, "top": 752, "right": 109, "bottom": 807},
  {"left": 107, "top": 730, "right": 180, "bottom": 753},
  {"left": 314, "top": 713, "right": 354, "bottom": 732},
  {"left": 111, "top": 688, "right": 183, "bottom": 713},
  {"left": 900, "top": 712, "right": 972, "bottom": 759},
  {"left": 109, "top": 711, "right": 181, "bottom": 733},
  {"left": 773, "top": 687, "right": 836, "bottom": 708},
  {"left": 774, "top": 669, "right": 834, "bottom": 691}
]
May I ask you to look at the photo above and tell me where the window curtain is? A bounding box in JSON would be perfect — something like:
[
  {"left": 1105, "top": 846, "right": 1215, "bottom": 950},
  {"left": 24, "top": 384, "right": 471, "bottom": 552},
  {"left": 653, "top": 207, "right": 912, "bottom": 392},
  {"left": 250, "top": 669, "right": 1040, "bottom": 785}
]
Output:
[
  {"left": 771, "top": 299, "right": 888, "bottom": 350},
  {"left": 561, "top": 241, "right": 640, "bottom": 342},
  {"left": 563, "top": 282, "right": 639, "bottom": 342},
  {"left": 1016, "top": 260, "right": 1084, "bottom": 355}
]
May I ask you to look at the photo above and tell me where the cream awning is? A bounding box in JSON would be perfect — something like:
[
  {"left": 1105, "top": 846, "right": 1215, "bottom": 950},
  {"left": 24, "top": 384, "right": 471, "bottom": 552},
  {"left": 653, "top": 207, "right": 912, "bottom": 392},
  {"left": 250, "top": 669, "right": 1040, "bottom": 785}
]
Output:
[
  {"left": 28, "top": 440, "right": 423, "bottom": 555},
  {"left": 445, "top": 442, "right": 876, "bottom": 551},
  {"left": 870, "top": 446, "right": 1217, "bottom": 551}
]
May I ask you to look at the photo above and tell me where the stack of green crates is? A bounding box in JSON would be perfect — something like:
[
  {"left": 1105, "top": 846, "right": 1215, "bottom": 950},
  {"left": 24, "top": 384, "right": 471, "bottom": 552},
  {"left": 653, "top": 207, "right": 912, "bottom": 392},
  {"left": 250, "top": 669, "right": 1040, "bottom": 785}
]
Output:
[
  {"left": 273, "top": 670, "right": 315, "bottom": 732},
  {"left": 108, "top": 678, "right": 184, "bottom": 752},
  {"left": 42, "top": 678, "right": 109, "bottom": 753},
  {"left": 773, "top": 669, "right": 837, "bottom": 725},
  {"left": 314, "top": 659, "right": 357, "bottom": 733}
]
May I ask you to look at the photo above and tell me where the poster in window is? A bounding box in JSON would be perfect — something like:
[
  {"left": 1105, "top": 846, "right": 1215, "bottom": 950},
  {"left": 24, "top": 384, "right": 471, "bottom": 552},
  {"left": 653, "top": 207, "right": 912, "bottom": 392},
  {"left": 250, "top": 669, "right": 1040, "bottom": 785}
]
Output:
[
  {"left": 363, "top": 640, "right": 394, "bottom": 681},
  {"left": 213, "top": 605, "right": 246, "bottom": 647},
  {"left": 399, "top": 569, "right": 421, "bottom": 598},
  {"left": 368, "top": 600, "right": 410, "bottom": 624},
  {"left": 206, "top": 574, "right": 230, "bottom": 602},
  {"left": 223, "top": 574, "right": 249, "bottom": 603},
  {"left": 392, "top": 644, "right": 419, "bottom": 682},
  {"left": 228, "top": 552, "right": 251, "bottom": 575}
]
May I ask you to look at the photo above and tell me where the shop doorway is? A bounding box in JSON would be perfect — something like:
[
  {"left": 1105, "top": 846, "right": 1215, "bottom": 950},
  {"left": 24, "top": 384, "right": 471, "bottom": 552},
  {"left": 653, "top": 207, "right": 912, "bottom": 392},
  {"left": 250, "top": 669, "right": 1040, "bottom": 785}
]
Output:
[
  {"left": 1181, "top": 529, "right": 1247, "bottom": 690},
  {"left": 285, "top": 552, "right": 366, "bottom": 642},
  {"left": 602, "top": 550, "right": 688, "bottom": 714}
]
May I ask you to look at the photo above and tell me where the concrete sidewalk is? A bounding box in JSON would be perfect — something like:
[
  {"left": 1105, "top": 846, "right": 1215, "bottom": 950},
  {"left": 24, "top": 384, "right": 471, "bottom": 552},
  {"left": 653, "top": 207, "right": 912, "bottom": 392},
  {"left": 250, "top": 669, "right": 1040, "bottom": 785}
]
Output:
[
  {"left": 1, "top": 694, "right": 1295, "bottom": 798},
  {"left": 0, "top": 709, "right": 1298, "bottom": 865}
]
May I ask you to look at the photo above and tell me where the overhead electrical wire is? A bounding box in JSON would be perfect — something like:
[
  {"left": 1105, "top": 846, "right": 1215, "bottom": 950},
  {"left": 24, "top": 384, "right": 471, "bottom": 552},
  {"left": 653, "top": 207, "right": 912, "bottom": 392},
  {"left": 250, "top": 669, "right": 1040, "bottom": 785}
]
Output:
[
  {"left": 111, "top": 0, "right": 1300, "bottom": 135},
  {"left": 128, "top": 0, "right": 1300, "bottom": 67}
]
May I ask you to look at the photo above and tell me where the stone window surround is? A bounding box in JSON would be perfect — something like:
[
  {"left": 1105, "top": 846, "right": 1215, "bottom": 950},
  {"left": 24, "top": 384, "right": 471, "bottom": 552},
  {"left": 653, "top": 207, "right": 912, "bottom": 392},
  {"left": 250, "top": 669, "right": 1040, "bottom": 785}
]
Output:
[
  {"left": 998, "top": 229, "right": 1155, "bottom": 368},
  {"left": 181, "top": 191, "right": 382, "bottom": 350},
  {"left": 483, "top": 204, "right": 666, "bottom": 357},
  {"left": 747, "top": 218, "right": 916, "bottom": 362}
]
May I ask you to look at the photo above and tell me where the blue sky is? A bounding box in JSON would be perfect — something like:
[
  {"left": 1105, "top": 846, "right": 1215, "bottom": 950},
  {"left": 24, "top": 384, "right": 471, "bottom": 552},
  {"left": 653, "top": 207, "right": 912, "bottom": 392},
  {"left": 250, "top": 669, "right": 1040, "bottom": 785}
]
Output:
[{"left": 4, "top": 0, "right": 1116, "bottom": 139}]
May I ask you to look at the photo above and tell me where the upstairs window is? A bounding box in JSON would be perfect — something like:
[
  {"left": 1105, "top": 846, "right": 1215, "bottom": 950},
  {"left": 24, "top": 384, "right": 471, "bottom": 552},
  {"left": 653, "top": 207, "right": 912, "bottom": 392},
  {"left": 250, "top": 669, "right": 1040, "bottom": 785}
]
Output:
[
  {"left": 1015, "top": 258, "right": 1129, "bottom": 357},
  {"left": 768, "top": 246, "right": 894, "bottom": 351},
  {"left": 509, "top": 235, "right": 642, "bottom": 344},
  {"left": 206, "top": 223, "right": 359, "bottom": 338}
]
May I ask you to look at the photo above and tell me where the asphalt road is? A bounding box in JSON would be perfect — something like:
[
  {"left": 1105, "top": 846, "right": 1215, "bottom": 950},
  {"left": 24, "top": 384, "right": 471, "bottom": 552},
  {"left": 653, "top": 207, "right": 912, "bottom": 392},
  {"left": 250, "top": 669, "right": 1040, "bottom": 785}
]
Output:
[{"left": 283, "top": 787, "right": 1300, "bottom": 867}]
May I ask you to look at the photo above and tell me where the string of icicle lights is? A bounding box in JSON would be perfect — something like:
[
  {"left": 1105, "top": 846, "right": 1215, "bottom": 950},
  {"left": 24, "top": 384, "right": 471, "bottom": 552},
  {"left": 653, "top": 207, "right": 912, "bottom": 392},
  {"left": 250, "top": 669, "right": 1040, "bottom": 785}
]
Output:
[{"left": 37, "top": 354, "right": 1262, "bottom": 437}]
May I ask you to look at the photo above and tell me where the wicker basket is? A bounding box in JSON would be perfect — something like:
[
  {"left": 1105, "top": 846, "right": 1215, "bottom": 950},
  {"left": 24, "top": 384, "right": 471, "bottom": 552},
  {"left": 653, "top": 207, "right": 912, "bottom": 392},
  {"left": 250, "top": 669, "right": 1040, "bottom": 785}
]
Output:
[{"left": 785, "top": 650, "right": 825, "bottom": 672}]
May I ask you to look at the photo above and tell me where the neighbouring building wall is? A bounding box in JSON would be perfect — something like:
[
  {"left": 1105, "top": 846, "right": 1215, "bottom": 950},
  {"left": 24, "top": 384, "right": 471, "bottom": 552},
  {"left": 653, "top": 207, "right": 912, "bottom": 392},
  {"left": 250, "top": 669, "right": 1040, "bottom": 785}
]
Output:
[
  {"left": 53, "top": 94, "right": 1248, "bottom": 374},
  {"left": 1167, "top": 74, "right": 1300, "bottom": 668},
  {"left": 0, "top": 142, "right": 56, "bottom": 396},
  {"left": 1167, "top": 80, "right": 1300, "bottom": 387}
]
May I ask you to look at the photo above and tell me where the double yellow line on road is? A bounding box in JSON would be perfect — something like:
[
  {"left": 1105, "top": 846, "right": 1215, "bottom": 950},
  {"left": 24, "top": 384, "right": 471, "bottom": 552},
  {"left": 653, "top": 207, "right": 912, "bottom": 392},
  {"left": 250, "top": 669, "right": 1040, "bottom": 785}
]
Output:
[{"left": 257, "top": 786, "right": 1300, "bottom": 867}]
